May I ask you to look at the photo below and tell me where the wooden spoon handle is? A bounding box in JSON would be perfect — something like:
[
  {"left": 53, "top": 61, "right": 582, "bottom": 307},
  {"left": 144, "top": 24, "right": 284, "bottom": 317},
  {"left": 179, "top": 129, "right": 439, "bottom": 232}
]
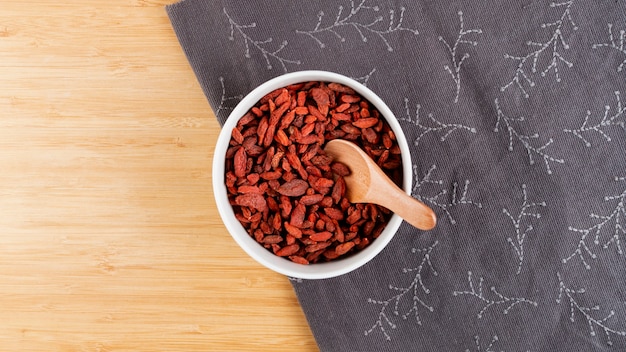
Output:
[{"left": 378, "top": 186, "right": 437, "bottom": 231}]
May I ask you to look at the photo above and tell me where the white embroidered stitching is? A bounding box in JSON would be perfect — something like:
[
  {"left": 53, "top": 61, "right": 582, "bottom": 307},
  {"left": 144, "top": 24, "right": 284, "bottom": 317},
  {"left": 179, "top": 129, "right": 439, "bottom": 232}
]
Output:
[
  {"left": 412, "top": 165, "right": 482, "bottom": 225},
  {"left": 453, "top": 271, "right": 538, "bottom": 319},
  {"left": 350, "top": 68, "right": 377, "bottom": 86},
  {"left": 465, "top": 335, "right": 501, "bottom": 352},
  {"left": 556, "top": 272, "right": 626, "bottom": 346},
  {"left": 503, "top": 184, "right": 546, "bottom": 275},
  {"left": 564, "top": 91, "right": 626, "bottom": 147},
  {"left": 439, "top": 11, "right": 482, "bottom": 103},
  {"left": 500, "top": 0, "right": 578, "bottom": 98},
  {"left": 295, "top": 0, "right": 418, "bottom": 52},
  {"left": 215, "top": 77, "right": 244, "bottom": 119},
  {"left": 494, "top": 98, "right": 564, "bottom": 174},
  {"left": 400, "top": 98, "right": 476, "bottom": 147},
  {"left": 223, "top": 8, "right": 301, "bottom": 72},
  {"left": 593, "top": 23, "right": 626, "bottom": 72},
  {"left": 364, "top": 241, "right": 438, "bottom": 341},
  {"left": 562, "top": 176, "right": 626, "bottom": 269}
]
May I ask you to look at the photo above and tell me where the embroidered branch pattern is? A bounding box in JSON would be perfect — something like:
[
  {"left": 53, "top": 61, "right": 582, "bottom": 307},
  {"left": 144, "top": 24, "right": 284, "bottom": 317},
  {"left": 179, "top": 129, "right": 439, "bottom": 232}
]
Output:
[
  {"left": 564, "top": 91, "right": 626, "bottom": 147},
  {"left": 503, "top": 184, "right": 546, "bottom": 275},
  {"left": 224, "top": 8, "right": 301, "bottom": 72},
  {"left": 494, "top": 98, "right": 564, "bottom": 174},
  {"left": 350, "top": 68, "right": 377, "bottom": 86},
  {"left": 563, "top": 177, "right": 626, "bottom": 269},
  {"left": 465, "top": 335, "right": 502, "bottom": 352},
  {"left": 453, "top": 271, "right": 538, "bottom": 319},
  {"left": 439, "top": 11, "right": 482, "bottom": 103},
  {"left": 295, "top": 0, "right": 419, "bottom": 52},
  {"left": 593, "top": 23, "right": 626, "bottom": 72},
  {"left": 412, "top": 165, "right": 482, "bottom": 225},
  {"left": 215, "top": 77, "right": 243, "bottom": 119},
  {"left": 556, "top": 272, "right": 626, "bottom": 346},
  {"left": 400, "top": 98, "right": 476, "bottom": 147},
  {"left": 364, "top": 241, "right": 439, "bottom": 341},
  {"left": 500, "top": 0, "right": 578, "bottom": 98}
]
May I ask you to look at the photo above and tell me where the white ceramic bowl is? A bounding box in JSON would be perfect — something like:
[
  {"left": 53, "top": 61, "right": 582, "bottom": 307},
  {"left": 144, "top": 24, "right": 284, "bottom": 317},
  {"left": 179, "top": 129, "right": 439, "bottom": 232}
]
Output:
[{"left": 212, "top": 70, "right": 412, "bottom": 279}]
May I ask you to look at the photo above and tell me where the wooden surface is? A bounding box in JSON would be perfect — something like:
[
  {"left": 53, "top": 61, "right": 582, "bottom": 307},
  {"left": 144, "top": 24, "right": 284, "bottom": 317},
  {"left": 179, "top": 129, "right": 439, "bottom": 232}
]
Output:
[{"left": 0, "top": 1, "right": 318, "bottom": 350}]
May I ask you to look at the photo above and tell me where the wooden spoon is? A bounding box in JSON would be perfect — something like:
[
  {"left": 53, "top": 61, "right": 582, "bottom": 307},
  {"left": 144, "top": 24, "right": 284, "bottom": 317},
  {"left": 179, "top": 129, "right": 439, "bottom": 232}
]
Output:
[{"left": 324, "top": 139, "right": 437, "bottom": 231}]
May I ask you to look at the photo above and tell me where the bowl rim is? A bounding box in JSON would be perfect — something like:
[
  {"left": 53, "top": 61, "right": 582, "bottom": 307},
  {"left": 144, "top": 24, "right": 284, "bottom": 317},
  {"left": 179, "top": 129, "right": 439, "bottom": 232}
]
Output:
[{"left": 212, "top": 70, "right": 412, "bottom": 279}]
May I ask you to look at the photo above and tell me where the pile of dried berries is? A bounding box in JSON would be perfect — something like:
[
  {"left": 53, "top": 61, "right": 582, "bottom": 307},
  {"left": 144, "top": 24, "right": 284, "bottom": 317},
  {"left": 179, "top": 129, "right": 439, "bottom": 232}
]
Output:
[{"left": 224, "top": 81, "right": 403, "bottom": 264}]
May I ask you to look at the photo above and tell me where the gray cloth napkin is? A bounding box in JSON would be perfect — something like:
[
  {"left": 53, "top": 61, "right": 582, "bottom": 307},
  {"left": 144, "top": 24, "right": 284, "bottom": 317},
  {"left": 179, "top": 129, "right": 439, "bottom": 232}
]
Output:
[{"left": 167, "top": 1, "right": 626, "bottom": 350}]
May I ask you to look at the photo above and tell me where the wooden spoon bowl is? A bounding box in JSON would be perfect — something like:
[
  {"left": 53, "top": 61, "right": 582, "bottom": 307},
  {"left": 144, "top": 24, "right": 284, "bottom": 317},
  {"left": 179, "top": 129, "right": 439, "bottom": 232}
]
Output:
[{"left": 324, "top": 139, "right": 437, "bottom": 231}]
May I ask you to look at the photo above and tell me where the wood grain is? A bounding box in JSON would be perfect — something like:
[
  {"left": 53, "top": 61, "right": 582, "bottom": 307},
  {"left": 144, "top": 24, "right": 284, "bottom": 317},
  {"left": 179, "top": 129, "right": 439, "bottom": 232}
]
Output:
[{"left": 0, "top": 1, "right": 318, "bottom": 350}]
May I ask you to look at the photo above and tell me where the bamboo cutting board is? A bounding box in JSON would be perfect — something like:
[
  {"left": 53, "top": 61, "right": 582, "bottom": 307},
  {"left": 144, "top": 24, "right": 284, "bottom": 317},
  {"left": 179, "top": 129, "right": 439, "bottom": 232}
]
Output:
[{"left": 0, "top": 1, "right": 317, "bottom": 350}]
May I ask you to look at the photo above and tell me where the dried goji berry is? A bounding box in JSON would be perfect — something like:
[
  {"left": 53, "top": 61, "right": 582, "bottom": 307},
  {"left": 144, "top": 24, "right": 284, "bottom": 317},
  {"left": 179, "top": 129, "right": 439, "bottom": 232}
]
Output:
[
  {"left": 331, "top": 176, "right": 346, "bottom": 204},
  {"left": 284, "top": 222, "right": 302, "bottom": 238},
  {"left": 235, "top": 193, "right": 267, "bottom": 212},
  {"left": 289, "top": 255, "right": 309, "bottom": 265},
  {"left": 323, "top": 207, "right": 344, "bottom": 220},
  {"left": 352, "top": 117, "right": 379, "bottom": 129},
  {"left": 277, "top": 179, "right": 309, "bottom": 197},
  {"left": 233, "top": 147, "right": 247, "bottom": 178},
  {"left": 276, "top": 244, "right": 300, "bottom": 257},
  {"left": 331, "top": 162, "right": 350, "bottom": 177},
  {"left": 310, "top": 88, "right": 330, "bottom": 116},
  {"left": 336, "top": 241, "right": 355, "bottom": 255},
  {"left": 290, "top": 203, "right": 306, "bottom": 227},
  {"left": 231, "top": 127, "right": 244, "bottom": 144},
  {"left": 309, "top": 231, "right": 333, "bottom": 242},
  {"left": 305, "top": 241, "right": 331, "bottom": 253},
  {"left": 263, "top": 235, "right": 283, "bottom": 244},
  {"left": 275, "top": 129, "right": 290, "bottom": 146},
  {"left": 340, "top": 95, "right": 360, "bottom": 103}
]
